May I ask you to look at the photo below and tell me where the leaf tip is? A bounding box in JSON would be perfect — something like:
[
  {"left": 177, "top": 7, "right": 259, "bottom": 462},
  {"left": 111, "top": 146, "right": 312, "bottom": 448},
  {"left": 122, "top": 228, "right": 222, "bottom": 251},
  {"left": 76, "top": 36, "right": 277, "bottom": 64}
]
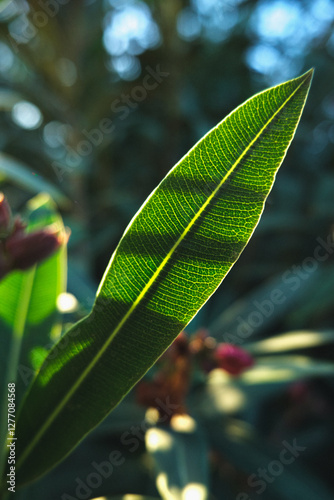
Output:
[{"left": 302, "top": 67, "right": 314, "bottom": 83}]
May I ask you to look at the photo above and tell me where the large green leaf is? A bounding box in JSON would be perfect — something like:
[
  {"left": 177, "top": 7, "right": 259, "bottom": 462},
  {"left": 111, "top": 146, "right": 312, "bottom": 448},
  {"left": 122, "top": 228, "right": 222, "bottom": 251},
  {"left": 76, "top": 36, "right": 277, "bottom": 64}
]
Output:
[
  {"left": 8, "top": 69, "right": 313, "bottom": 489},
  {"left": 0, "top": 194, "right": 67, "bottom": 484}
]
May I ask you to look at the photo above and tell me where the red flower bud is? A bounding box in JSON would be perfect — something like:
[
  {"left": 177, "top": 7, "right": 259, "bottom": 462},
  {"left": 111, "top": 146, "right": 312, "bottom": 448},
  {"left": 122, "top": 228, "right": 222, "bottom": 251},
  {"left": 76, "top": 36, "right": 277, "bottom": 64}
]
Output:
[
  {"left": 6, "top": 226, "right": 64, "bottom": 270},
  {"left": 215, "top": 343, "right": 254, "bottom": 376},
  {"left": 0, "top": 193, "right": 12, "bottom": 236}
]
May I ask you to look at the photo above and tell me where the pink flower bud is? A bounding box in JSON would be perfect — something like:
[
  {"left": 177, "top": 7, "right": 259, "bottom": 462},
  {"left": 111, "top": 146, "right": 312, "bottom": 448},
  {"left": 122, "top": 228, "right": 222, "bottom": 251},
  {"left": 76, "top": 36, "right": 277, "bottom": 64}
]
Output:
[
  {"left": 6, "top": 226, "right": 64, "bottom": 271},
  {"left": 215, "top": 343, "right": 254, "bottom": 376},
  {"left": 0, "top": 193, "right": 12, "bottom": 236}
]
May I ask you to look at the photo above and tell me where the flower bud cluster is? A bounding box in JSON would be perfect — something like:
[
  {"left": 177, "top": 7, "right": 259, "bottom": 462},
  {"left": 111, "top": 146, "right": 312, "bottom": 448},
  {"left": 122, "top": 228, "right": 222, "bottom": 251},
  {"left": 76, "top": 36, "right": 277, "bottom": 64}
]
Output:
[
  {"left": 0, "top": 193, "right": 64, "bottom": 280},
  {"left": 136, "top": 330, "right": 255, "bottom": 419}
]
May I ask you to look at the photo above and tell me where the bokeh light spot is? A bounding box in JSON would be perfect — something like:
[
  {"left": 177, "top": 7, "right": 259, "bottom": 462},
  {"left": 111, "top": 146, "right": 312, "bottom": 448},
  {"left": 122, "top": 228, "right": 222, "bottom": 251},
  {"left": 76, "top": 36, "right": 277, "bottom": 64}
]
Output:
[
  {"left": 177, "top": 8, "right": 201, "bottom": 41},
  {"left": 253, "top": 0, "right": 301, "bottom": 41},
  {"left": 11, "top": 101, "right": 43, "bottom": 130},
  {"left": 103, "top": 1, "right": 160, "bottom": 75}
]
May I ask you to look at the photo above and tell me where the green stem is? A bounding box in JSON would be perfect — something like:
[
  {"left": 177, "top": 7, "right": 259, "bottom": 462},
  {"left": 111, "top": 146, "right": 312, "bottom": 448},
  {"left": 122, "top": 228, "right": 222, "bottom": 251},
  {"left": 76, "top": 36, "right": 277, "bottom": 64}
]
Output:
[{"left": 0, "top": 269, "right": 36, "bottom": 493}]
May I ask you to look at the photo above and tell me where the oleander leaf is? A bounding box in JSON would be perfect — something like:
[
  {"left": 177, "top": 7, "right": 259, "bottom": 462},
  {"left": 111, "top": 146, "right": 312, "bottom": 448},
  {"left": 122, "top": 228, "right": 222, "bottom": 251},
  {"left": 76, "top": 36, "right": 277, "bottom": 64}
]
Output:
[
  {"left": 0, "top": 194, "right": 67, "bottom": 485},
  {"left": 9, "top": 69, "right": 313, "bottom": 489}
]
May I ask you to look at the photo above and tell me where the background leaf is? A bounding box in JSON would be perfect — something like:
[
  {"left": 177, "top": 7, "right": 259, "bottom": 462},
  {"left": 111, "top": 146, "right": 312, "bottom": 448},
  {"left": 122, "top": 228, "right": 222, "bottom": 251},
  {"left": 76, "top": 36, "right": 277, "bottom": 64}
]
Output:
[
  {"left": 0, "top": 153, "right": 70, "bottom": 209},
  {"left": 205, "top": 418, "right": 334, "bottom": 500},
  {"left": 209, "top": 271, "right": 319, "bottom": 343},
  {"left": 146, "top": 423, "right": 209, "bottom": 500},
  {"left": 245, "top": 330, "right": 334, "bottom": 355},
  {"left": 0, "top": 193, "right": 67, "bottom": 484}
]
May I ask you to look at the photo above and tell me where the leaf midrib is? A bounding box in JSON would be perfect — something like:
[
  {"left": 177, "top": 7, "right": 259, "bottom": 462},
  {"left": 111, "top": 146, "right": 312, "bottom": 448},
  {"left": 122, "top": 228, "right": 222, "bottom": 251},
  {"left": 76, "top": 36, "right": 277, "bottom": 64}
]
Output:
[{"left": 17, "top": 76, "right": 307, "bottom": 471}]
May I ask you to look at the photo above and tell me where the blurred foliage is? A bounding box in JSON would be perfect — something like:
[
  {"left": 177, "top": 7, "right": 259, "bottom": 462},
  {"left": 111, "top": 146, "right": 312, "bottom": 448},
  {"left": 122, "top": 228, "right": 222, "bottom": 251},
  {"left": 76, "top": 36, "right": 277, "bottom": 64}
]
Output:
[{"left": 0, "top": 0, "right": 334, "bottom": 499}]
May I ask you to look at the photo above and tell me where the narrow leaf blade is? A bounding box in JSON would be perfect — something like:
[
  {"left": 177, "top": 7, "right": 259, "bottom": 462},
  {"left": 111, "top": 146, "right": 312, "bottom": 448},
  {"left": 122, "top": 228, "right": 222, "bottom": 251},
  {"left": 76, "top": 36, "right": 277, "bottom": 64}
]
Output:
[
  {"left": 0, "top": 194, "right": 67, "bottom": 483},
  {"left": 11, "top": 70, "right": 313, "bottom": 488}
]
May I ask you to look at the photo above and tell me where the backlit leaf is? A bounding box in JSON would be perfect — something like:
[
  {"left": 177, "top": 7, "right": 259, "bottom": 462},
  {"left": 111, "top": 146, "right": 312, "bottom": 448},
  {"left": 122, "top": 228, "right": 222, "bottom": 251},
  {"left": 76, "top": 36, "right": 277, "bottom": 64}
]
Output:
[{"left": 8, "top": 69, "right": 313, "bottom": 489}]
